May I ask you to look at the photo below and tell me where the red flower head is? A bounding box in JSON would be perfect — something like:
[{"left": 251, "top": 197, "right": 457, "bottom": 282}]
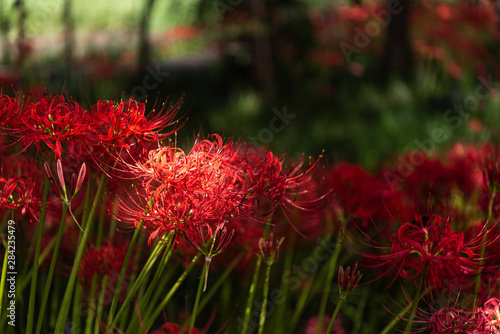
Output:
[
  {"left": 6, "top": 93, "right": 90, "bottom": 160},
  {"left": 347, "top": 214, "right": 497, "bottom": 289},
  {"left": 0, "top": 177, "right": 40, "bottom": 220},
  {"left": 89, "top": 97, "right": 185, "bottom": 157},
  {"left": 242, "top": 146, "right": 329, "bottom": 236},
  {"left": 0, "top": 94, "right": 20, "bottom": 128},
  {"left": 427, "top": 306, "right": 489, "bottom": 333},
  {"left": 116, "top": 134, "right": 249, "bottom": 244},
  {"left": 0, "top": 156, "right": 42, "bottom": 221},
  {"left": 78, "top": 240, "right": 130, "bottom": 287}
]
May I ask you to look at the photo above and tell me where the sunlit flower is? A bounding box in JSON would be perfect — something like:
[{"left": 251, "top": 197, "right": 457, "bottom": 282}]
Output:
[{"left": 116, "top": 134, "right": 249, "bottom": 243}]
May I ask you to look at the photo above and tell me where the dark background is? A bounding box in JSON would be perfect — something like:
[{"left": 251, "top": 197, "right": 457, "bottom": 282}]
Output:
[{"left": 2, "top": 0, "right": 500, "bottom": 169}]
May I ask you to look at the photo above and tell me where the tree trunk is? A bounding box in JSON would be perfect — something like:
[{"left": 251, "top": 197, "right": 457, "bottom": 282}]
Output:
[
  {"left": 63, "top": 0, "right": 74, "bottom": 79},
  {"left": 138, "top": 0, "right": 157, "bottom": 68},
  {"left": 383, "top": 0, "right": 413, "bottom": 78},
  {"left": 14, "top": 0, "right": 27, "bottom": 69}
]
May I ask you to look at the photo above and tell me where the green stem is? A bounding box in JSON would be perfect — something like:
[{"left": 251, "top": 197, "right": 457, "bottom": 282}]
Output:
[
  {"left": 258, "top": 262, "right": 272, "bottom": 334},
  {"left": 94, "top": 275, "right": 109, "bottom": 334},
  {"left": 139, "top": 232, "right": 176, "bottom": 309},
  {"left": 241, "top": 255, "right": 262, "bottom": 334},
  {"left": 17, "top": 222, "right": 70, "bottom": 294},
  {"left": 111, "top": 234, "right": 168, "bottom": 326},
  {"left": 144, "top": 253, "right": 202, "bottom": 332},
  {"left": 353, "top": 287, "right": 369, "bottom": 334},
  {"left": 26, "top": 177, "right": 50, "bottom": 334},
  {"left": 54, "top": 175, "right": 106, "bottom": 333},
  {"left": 189, "top": 261, "right": 206, "bottom": 329},
  {"left": 273, "top": 232, "right": 295, "bottom": 333},
  {"left": 106, "top": 220, "right": 143, "bottom": 326},
  {"left": 289, "top": 268, "right": 317, "bottom": 332},
  {"left": 71, "top": 283, "right": 82, "bottom": 334},
  {"left": 107, "top": 196, "right": 156, "bottom": 327},
  {"left": 0, "top": 240, "right": 8, "bottom": 321},
  {"left": 325, "top": 298, "right": 344, "bottom": 334},
  {"left": 315, "top": 233, "right": 342, "bottom": 334},
  {"left": 126, "top": 231, "right": 177, "bottom": 333},
  {"left": 404, "top": 266, "right": 428, "bottom": 334},
  {"left": 35, "top": 204, "right": 68, "bottom": 334},
  {"left": 84, "top": 276, "right": 97, "bottom": 334}
]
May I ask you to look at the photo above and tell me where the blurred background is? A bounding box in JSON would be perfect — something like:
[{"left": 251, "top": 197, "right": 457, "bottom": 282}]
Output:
[{"left": 1, "top": 0, "right": 500, "bottom": 169}]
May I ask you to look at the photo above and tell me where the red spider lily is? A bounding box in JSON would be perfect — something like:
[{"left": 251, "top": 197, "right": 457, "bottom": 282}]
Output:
[
  {"left": 91, "top": 97, "right": 184, "bottom": 147},
  {"left": 116, "top": 134, "right": 250, "bottom": 244},
  {"left": 242, "top": 147, "right": 330, "bottom": 237},
  {"left": 0, "top": 94, "right": 20, "bottom": 128},
  {"left": 4, "top": 93, "right": 91, "bottom": 160},
  {"left": 78, "top": 240, "right": 131, "bottom": 287},
  {"left": 0, "top": 155, "right": 43, "bottom": 220},
  {"left": 326, "top": 162, "right": 404, "bottom": 228},
  {"left": 427, "top": 306, "right": 489, "bottom": 333},
  {"left": 346, "top": 214, "right": 499, "bottom": 289},
  {"left": 408, "top": 280, "right": 500, "bottom": 333},
  {"left": 0, "top": 91, "right": 184, "bottom": 169},
  {"left": 0, "top": 177, "right": 40, "bottom": 220},
  {"left": 483, "top": 297, "right": 500, "bottom": 332},
  {"left": 86, "top": 97, "right": 185, "bottom": 167}
]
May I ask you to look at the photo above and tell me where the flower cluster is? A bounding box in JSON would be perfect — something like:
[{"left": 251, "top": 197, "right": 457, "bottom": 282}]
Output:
[
  {"left": 115, "top": 134, "right": 324, "bottom": 246},
  {"left": 0, "top": 91, "right": 184, "bottom": 165}
]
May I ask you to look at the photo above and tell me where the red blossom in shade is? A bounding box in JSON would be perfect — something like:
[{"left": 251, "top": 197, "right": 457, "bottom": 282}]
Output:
[
  {"left": 0, "top": 94, "right": 20, "bottom": 128},
  {"left": 0, "top": 177, "right": 39, "bottom": 218},
  {"left": 0, "top": 155, "right": 42, "bottom": 221},
  {"left": 427, "top": 306, "right": 489, "bottom": 333},
  {"left": 242, "top": 147, "right": 330, "bottom": 236},
  {"left": 347, "top": 214, "right": 497, "bottom": 289},
  {"left": 149, "top": 322, "right": 201, "bottom": 334},
  {"left": 78, "top": 240, "right": 130, "bottom": 287},
  {"left": 327, "top": 162, "right": 404, "bottom": 228}
]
